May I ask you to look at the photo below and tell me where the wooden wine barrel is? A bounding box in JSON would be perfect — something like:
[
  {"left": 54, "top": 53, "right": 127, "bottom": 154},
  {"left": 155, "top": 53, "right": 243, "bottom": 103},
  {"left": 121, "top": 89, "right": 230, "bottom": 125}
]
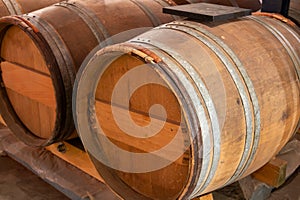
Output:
[
  {"left": 0, "top": 0, "right": 62, "bottom": 17},
  {"left": 172, "top": 0, "right": 261, "bottom": 11},
  {"left": 290, "top": 0, "right": 300, "bottom": 26},
  {"left": 74, "top": 15, "right": 300, "bottom": 199},
  {"left": 0, "top": 0, "right": 177, "bottom": 146}
]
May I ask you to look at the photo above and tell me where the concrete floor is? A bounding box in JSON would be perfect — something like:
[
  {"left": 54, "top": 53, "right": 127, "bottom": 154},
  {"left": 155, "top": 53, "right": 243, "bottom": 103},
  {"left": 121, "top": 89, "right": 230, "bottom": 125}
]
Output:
[{"left": 0, "top": 156, "right": 69, "bottom": 200}]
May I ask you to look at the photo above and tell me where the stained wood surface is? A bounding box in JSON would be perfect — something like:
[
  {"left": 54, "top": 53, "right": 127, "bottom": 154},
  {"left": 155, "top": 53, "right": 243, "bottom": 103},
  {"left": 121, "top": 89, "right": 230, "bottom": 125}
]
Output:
[
  {"left": 0, "top": 128, "right": 118, "bottom": 200},
  {"left": 46, "top": 142, "right": 104, "bottom": 182},
  {"left": 194, "top": 193, "right": 214, "bottom": 200},
  {"left": 252, "top": 158, "right": 287, "bottom": 188},
  {"left": 1, "top": 27, "right": 56, "bottom": 139},
  {"left": 0, "top": 115, "right": 6, "bottom": 126}
]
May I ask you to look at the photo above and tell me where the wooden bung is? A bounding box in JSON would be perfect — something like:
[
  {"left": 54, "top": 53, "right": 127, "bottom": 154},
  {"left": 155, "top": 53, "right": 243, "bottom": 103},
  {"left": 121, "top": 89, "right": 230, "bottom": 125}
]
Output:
[{"left": 74, "top": 14, "right": 300, "bottom": 199}]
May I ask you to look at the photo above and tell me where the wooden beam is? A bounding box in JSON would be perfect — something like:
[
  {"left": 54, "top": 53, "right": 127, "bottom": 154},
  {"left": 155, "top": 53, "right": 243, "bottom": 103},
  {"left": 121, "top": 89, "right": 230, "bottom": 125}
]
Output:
[
  {"left": 0, "top": 115, "right": 6, "bottom": 126},
  {"left": 252, "top": 158, "right": 287, "bottom": 188},
  {"left": 46, "top": 142, "right": 104, "bottom": 183},
  {"left": 193, "top": 193, "right": 214, "bottom": 200}
]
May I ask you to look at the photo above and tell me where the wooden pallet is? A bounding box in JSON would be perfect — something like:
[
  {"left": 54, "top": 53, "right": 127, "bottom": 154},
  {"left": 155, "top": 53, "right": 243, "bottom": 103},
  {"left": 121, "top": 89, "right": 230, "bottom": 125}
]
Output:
[{"left": 0, "top": 128, "right": 118, "bottom": 200}]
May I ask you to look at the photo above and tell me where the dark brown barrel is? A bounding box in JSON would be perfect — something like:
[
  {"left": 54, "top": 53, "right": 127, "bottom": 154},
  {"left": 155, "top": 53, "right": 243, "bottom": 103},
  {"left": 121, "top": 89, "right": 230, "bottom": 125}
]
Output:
[
  {"left": 290, "top": 0, "right": 300, "bottom": 26},
  {"left": 74, "top": 14, "right": 300, "bottom": 199},
  {"left": 172, "top": 0, "right": 261, "bottom": 11},
  {"left": 0, "top": 0, "right": 62, "bottom": 17},
  {"left": 0, "top": 0, "right": 177, "bottom": 146}
]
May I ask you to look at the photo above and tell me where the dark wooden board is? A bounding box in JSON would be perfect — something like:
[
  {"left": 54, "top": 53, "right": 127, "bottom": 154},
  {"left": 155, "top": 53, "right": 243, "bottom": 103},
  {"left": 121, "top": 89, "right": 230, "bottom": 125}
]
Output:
[{"left": 163, "top": 3, "right": 251, "bottom": 22}]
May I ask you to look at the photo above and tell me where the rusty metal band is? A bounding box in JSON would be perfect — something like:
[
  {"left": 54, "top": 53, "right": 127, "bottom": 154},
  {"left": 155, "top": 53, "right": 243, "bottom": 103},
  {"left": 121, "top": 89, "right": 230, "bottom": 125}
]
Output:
[
  {"left": 249, "top": 16, "right": 300, "bottom": 81},
  {"left": 2, "top": 0, "right": 22, "bottom": 15},
  {"left": 55, "top": 1, "right": 110, "bottom": 43},
  {"left": 132, "top": 36, "right": 221, "bottom": 198},
  {"left": 165, "top": 21, "right": 261, "bottom": 193},
  {"left": 129, "top": 0, "right": 162, "bottom": 27},
  {"left": 24, "top": 13, "right": 76, "bottom": 141},
  {"left": 25, "top": 13, "right": 76, "bottom": 84},
  {"left": 133, "top": 37, "right": 218, "bottom": 198}
]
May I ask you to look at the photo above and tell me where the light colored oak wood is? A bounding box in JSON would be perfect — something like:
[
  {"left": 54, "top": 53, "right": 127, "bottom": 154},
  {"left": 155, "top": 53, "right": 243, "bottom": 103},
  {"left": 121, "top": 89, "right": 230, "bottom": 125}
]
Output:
[
  {"left": 2, "top": 62, "right": 56, "bottom": 108},
  {"left": 94, "top": 54, "right": 190, "bottom": 199},
  {"left": 252, "top": 158, "right": 287, "bottom": 188},
  {"left": 96, "top": 54, "right": 182, "bottom": 124},
  {"left": 0, "top": 115, "right": 6, "bottom": 126},
  {"left": 1, "top": 26, "right": 50, "bottom": 75},
  {"left": 193, "top": 193, "right": 214, "bottom": 200},
  {"left": 46, "top": 143, "right": 104, "bottom": 182},
  {"left": 1, "top": 61, "right": 56, "bottom": 139},
  {"left": 95, "top": 100, "right": 189, "bottom": 165},
  {"left": 0, "top": 25, "right": 56, "bottom": 139}
]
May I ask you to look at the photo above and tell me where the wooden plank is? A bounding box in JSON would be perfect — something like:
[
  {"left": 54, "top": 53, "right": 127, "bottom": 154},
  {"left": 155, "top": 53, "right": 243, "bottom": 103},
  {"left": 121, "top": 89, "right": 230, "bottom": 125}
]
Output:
[
  {"left": 0, "top": 128, "right": 118, "bottom": 200},
  {"left": 163, "top": 3, "right": 251, "bottom": 22},
  {"left": 239, "top": 176, "right": 273, "bottom": 200},
  {"left": 46, "top": 142, "right": 104, "bottom": 183},
  {"left": 252, "top": 158, "right": 287, "bottom": 188},
  {"left": 0, "top": 115, "right": 6, "bottom": 126},
  {"left": 193, "top": 193, "right": 214, "bottom": 200}
]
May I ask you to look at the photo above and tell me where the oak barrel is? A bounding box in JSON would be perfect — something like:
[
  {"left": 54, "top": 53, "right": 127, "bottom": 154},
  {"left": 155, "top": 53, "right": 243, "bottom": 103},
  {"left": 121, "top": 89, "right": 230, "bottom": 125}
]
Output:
[
  {"left": 74, "top": 15, "right": 300, "bottom": 199},
  {"left": 290, "top": 0, "right": 300, "bottom": 26},
  {"left": 172, "top": 0, "right": 261, "bottom": 11},
  {"left": 0, "top": 0, "right": 62, "bottom": 17},
  {"left": 0, "top": 0, "right": 177, "bottom": 146}
]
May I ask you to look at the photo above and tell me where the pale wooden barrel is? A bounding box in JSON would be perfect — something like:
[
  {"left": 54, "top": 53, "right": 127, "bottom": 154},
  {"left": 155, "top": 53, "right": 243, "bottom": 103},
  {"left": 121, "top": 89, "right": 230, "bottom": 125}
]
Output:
[
  {"left": 0, "top": 0, "right": 176, "bottom": 146},
  {"left": 74, "top": 14, "right": 300, "bottom": 199}
]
